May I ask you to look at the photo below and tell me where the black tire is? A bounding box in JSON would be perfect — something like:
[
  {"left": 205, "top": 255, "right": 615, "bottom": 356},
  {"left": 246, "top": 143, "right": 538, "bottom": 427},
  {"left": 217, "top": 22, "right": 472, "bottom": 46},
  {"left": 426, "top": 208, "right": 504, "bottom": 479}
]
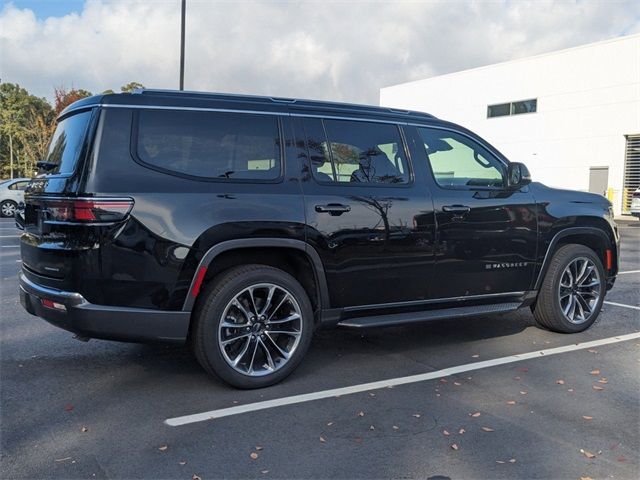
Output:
[
  {"left": 532, "top": 244, "right": 606, "bottom": 333},
  {"left": 0, "top": 200, "right": 17, "bottom": 218},
  {"left": 191, "top": 264, "right": 314, "bottom": 389}
]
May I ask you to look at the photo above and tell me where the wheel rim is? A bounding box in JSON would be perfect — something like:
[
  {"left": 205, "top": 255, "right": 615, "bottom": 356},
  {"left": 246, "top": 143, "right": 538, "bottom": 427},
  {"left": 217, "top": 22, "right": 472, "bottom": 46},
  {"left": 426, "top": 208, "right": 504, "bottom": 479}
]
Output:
[
  {"left": 218, "top": 283, "right": 303, "bottom": 377},
  {"left": 558, "top": 257, "right": 601, "bottom": 324},
  {"left": 1, "top": 203, "right": 16, "bottom": 216}
]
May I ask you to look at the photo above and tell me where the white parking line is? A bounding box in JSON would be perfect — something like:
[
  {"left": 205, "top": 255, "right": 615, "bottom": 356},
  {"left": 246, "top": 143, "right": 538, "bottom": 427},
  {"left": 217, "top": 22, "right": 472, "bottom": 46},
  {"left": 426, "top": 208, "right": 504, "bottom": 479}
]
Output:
[
  {"left": 604, "top": 301, "right": 640, "bottom": 311},
  {"left": 0, "top": 236, "right": 20, "bottom": 238},
  {"left": 1, "top": 246, "right": 19, "bottom": 248},
  {"left": 618, "top": 270, "right": 640, "bottom": 275},
  {"left": 164, "top": 332, "right": 640, "bottom": 427}
]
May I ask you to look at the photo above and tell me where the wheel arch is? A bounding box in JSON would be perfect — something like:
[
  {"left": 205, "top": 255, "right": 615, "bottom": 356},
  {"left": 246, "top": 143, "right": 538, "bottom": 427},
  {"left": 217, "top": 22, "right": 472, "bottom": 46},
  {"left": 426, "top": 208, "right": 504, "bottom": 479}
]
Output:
[
  {"left": 534, "top": 225, "right": 616, "bottom": 291},
  {"left": 182, "top": 239, "right": 330, "bottom": 317}
]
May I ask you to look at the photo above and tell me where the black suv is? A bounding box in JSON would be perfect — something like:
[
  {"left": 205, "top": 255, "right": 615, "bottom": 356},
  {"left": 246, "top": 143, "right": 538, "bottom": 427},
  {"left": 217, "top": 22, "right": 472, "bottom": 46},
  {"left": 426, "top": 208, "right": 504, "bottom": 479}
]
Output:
[{"left": 18, "top": 90, "right": 620, "bottom": 388}]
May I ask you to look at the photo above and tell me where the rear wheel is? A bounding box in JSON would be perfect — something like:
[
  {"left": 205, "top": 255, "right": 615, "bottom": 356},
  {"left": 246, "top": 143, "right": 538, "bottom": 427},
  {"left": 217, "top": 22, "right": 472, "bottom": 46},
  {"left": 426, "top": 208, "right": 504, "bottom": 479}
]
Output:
[
  {"left": 532, "top": 244, "right": 605, "bottom": 333},
  {"left": 192, "top": 264, "right": 314, "bottom": 388},
  {"left": 0, "top": 200, "right": 17, "bottom": 218}
]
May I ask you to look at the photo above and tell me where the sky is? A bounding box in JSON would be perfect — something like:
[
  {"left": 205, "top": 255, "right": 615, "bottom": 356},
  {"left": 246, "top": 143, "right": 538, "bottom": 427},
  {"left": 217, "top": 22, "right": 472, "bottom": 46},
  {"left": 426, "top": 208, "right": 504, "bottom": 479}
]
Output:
[{"left": 1, "top": 0, "right": 640, "bottom": 105}]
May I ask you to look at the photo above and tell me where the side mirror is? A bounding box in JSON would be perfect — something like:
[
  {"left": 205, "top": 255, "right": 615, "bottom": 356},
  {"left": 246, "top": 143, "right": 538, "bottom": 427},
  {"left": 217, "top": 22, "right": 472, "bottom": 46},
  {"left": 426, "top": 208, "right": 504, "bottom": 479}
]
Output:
[{"left": 507, "top": 162, "right": 531, "bottom": 189}]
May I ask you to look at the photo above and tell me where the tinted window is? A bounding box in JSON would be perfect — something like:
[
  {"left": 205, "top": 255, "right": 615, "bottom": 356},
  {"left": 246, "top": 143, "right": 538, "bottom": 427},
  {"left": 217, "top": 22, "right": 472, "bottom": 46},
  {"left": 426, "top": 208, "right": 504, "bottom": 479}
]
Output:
[
  {"left": 418, "top": 128, "right": 505, "bottom": 188},
  {"left": 8, "top": 181, "right": 28, "bottom": 190},
  {"left": 512, "top": 99, "right": 537, "bottom": 115},
  {"left": 487, "top": 103, "right": 510, "bottom": 118},
  {"left": 304, "top": 119, "right": 409, "bottom": 184},
  {"left": 43, "top": 110, "right": 92, "bottom": 174},
  {"left": 136, "top": 110, "right": 281, "bottom": 180}
]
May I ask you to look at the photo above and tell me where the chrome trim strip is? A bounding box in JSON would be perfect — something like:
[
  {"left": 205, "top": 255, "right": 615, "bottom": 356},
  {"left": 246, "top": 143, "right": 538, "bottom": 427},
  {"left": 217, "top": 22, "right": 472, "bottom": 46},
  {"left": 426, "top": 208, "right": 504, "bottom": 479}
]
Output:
[{"left": 343, "top": 291, "right": 527, "bottom": 312}]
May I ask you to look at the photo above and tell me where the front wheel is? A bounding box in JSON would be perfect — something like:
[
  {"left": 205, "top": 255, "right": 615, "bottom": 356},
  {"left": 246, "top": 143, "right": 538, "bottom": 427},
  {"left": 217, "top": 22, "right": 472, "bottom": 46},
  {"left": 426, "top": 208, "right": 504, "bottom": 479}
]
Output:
[
  {"left": 532, "top": 244, "right": 605, "bottom": 333},
  {"left": 0, "top": 200, "right": 17, "bottom": 218},
  {"left": 191, "top": 264, "right": 314, "bottom": 389}
]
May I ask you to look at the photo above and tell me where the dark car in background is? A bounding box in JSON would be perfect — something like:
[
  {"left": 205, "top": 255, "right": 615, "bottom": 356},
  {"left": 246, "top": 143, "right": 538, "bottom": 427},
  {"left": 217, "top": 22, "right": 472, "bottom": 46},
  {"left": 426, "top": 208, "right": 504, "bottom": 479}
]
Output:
[{"left": 18, "top": 90, "right": 619, "bottom": 388}]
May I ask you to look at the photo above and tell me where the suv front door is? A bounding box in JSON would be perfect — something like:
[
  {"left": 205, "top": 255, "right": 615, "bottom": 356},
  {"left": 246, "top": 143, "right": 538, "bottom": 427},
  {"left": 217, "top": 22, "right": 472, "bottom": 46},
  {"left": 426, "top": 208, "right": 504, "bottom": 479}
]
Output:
[
  {"left": 409, "top": 125, "right": 538, "bottom": 300},
  {"left": 294, "top": 116, "right": 437, "bottom": 309}
]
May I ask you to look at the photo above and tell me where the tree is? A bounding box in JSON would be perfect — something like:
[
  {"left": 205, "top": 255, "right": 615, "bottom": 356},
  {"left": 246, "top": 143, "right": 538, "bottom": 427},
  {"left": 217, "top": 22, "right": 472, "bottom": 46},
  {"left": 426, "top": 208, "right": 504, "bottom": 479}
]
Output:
[
  {"left": 53, "top": 86, "right": 92, "bottom": 116},
  {"left": 120, "top": 82, "right": 145, "bottom": 93},
  {"left": 0, "top": 83, "right": 53, "bottom": 178}
]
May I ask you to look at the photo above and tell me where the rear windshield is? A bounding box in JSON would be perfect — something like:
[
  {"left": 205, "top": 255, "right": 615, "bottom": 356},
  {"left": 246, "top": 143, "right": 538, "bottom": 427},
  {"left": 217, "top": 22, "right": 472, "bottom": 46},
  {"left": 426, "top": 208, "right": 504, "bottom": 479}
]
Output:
[{"left": 43, "top": 110, "right": 92, "bottom": 174}]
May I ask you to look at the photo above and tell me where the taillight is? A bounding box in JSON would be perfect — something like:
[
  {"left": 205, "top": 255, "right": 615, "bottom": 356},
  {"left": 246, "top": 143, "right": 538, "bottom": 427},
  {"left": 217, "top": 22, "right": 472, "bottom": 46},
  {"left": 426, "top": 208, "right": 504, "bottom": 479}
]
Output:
[{"left": 40, "top": 198, "right": 134, "bottom": 224}]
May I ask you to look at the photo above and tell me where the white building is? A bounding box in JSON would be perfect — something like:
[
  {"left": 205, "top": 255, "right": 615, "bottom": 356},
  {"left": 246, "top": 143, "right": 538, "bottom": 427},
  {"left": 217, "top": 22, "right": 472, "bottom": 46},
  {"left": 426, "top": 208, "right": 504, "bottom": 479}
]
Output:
[{"left": 380, "top": 34, "right": 640, "bottom": 216}]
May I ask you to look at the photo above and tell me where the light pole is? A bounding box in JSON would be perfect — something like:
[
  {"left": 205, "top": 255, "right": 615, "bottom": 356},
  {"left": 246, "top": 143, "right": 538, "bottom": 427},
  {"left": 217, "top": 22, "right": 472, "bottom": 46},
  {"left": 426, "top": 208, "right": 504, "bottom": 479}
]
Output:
[{"left": 179, "top": 0, "right": 186, "bottom": 90}]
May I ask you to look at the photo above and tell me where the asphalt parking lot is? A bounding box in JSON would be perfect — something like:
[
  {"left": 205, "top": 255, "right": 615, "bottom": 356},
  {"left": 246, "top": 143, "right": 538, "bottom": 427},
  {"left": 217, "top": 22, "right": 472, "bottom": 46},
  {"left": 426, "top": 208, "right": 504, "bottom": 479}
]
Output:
[{"left": 1, "top": 217, "right": 638, "bottom": 480}]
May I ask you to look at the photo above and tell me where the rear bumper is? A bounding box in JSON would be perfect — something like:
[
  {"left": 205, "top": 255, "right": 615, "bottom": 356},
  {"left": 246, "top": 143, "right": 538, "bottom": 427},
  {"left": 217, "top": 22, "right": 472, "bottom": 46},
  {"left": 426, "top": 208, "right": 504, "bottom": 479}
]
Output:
[{"left": 19, "top": 273, "right": 190, "bottom": 343}]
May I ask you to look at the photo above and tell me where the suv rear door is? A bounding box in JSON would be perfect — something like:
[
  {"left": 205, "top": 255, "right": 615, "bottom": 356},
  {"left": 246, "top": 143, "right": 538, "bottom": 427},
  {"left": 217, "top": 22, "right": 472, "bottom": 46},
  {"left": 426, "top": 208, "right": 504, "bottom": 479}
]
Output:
[
  {"left": 408, "top": 125, "right": 538, "bottom": 299},
  {"left": 294, "top": 115, "right": 437, "bottom": 309}
]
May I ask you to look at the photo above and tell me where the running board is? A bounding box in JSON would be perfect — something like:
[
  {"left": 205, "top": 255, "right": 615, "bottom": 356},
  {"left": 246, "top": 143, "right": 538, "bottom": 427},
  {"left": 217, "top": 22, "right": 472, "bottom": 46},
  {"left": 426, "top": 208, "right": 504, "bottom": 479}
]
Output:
[{"left": 337, "top": 302, "right": 521, "bottom": 328}]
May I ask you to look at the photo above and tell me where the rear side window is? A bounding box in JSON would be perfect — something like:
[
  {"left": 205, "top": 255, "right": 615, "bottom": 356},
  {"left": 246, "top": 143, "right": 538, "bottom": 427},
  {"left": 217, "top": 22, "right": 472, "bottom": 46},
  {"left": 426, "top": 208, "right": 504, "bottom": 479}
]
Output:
[
  {"left": 135, "top": 110, "right": 282, "bottom": 180},
  {"left": 43, "top": 110, "right": 92, "bottom": 174},
  {"left": 8, "top": 181, "right": 28, "bottom": 190},
  {"left": 303, "top": 118, "right": 409, "bottom": 185}
]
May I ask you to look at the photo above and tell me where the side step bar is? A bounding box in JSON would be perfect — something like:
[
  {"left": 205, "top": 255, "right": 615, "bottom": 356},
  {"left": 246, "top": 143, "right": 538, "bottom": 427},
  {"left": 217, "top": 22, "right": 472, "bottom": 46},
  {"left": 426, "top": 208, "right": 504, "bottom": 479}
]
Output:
[{"left": 337, "top": 302, "right": 521, "bottom": 328}]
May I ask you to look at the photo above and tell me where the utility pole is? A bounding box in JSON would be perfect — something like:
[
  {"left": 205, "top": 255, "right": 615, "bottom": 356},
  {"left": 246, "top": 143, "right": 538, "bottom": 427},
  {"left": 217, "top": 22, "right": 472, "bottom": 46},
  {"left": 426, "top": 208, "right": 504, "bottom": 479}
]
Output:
[
  {"left": 179, "top": 0, "right": 186, "bottom": 90},
  {"left": 9, "top": 134, "right": 13, "bottom": 179}
]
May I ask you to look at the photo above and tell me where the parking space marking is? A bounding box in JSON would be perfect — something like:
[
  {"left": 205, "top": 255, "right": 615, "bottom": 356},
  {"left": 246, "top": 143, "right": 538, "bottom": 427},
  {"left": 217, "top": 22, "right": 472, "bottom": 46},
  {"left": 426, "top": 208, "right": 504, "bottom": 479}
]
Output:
[
  {"left": 618, "top": 270, "right": 640, "bottom": 275},
  {"left": 604, "top": 301, "right": 640, "bottom": 311},
  {"left": 165, "top": 332, "right": 640, "bottom": 427},
  {"left": 1, "top": 246, "right": 19, "bottom": 248}
]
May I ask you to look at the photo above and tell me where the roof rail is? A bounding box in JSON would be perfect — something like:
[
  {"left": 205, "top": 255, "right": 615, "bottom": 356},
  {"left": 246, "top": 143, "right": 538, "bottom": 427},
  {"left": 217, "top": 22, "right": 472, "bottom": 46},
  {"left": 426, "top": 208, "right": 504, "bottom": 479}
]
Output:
[{"left": 127, "top": 89, "right": 435, "bottom": 118}]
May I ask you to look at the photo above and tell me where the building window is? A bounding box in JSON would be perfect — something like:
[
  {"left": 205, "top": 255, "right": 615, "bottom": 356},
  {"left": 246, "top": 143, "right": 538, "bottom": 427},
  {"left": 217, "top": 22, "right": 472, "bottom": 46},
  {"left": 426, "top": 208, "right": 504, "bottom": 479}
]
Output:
[{"left": 487, "top": 98, "right": 537, "bottom": 118}]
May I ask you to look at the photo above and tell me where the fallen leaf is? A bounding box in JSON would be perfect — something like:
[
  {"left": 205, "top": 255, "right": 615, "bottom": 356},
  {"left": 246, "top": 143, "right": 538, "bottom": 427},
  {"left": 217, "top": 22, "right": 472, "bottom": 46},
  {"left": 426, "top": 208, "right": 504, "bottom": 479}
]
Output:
[
  {"left": 369, "top": 393, "right": 376, "bottom": 397},
  {"left": 568, "top": 388, "right": 574, "bottom": 392},
  {"left": 261, "top": 470, "right": 270, "bottom": 474},
  {"left": 250, "top": 452, "right": 259, "bottom": 459},
  {"left": 453, "top": 381, "right": 462, "bottom": 386},
  {"left": 439, "top": 378, "right": 448, "bottom": 383},
  {"left": 442, "top": 430, "right": 450, "bottom": 436},
  {"left": 509, "top": 459, "right": 516, "bottom": 463},
  {"left": 54, "top": 457, "right": 72, "bottom": 463},
  {"left": 458, "top": 428, "right": 465, "bottom": 434},
  {"left": 514, "top": 376, "right": 521, "bottom": 380},
  {"left": 580, "top": 449, "right": 596, "bottom": 459},
  {"left": 80, "top": 426, "right": 88, "bottom": 433},
  {"left": 326, "top": 422, "right": 333, "bottom": 426},
  {"left": 592, "top": 385, "right": 604, "bottom": 391},
  {"left": 597, "top": 378, "right": 608, "bottom": 384},
  {"left": 481, "top": 427, "right": 494, "bottom": 432},
  {"left": 450, "top": 443, "right": 459, "bottom": 450},
  {"left": 507, "top": 400, "right": 517, "bottom": 405},
  {"left": 470, "top": 412, "right": 481, "bottom": 417},
  {"left": 587, "top": 349, "right": 598, "bottom": 353},
  {"left": 517, "top": 367, "right": 528, "bottom": 372},
  {"left": 590, "top": 369, "right": 600, "bottom": 375},
  {"left": 582, "top": 416, "right": 593, "bottom": 420},
  {"left": 255, "top": 446, "right": 263, "bottom": 451},
  {"left": 65, "top": 404, "right": 74, "bottom": 412},
  {"left": 471, "top": 354, "right": 480, "bottom": 358},
  {"left": 319, "top": 436, "right": 326, "bottom": 443},
  {"left": 192, "top": 475, "right": 201, "bottom": 480},
  {"left": 357, "top": 411, "right": 365, "bottom": 417},
  {"left": 369, "top": 425, "right": 375, "bottom": 430},
  {"left": 496, "top": 460, "right": 506, "bottom": 464},
  {"left": 392, "top": 425, "right": 400, "bottom": 430},
  {"left": 158, "top": 445, "right": 168, "bottom": 452},
  {"left": 412, "top": 413, "right": 421, "bottom": 418},
  {"left": 580, "top": 477, "right": 593, "bottom": 480},
  {"left": 179, "top": 461, "right": 187, "bottom": 465},
  {"left": 520, "top": 391, "right": 528, "bottom": 395},
  {"left": 556, "top": 379, "right": 565, "bottom": 385}
]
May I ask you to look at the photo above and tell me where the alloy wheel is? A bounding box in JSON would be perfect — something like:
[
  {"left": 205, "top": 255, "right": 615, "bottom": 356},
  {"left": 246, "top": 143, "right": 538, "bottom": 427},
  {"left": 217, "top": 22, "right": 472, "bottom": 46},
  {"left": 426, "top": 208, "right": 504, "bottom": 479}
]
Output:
[
  {"left": 1, "top": 202, "right": 16, "bottom": 217},
  {"left": 218, "top": 283, "right": 303, "bottom": 377},
  {"left": 558, "top": 257, "right": 601, "bottom": 324}
]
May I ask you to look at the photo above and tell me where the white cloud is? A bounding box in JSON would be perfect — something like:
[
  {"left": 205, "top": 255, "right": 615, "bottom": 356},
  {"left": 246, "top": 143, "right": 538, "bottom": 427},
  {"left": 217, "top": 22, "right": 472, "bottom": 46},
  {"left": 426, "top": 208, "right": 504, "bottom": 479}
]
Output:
[{"left": 1, "top": 0, "right": 639, "bottom": 104}]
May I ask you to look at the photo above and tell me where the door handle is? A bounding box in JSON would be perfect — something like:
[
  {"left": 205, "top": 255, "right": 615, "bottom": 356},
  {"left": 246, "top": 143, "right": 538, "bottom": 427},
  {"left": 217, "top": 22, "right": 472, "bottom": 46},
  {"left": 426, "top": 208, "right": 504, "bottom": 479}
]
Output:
[
  {"left": 315, "top": 204, "right": 351, "bottom": 216},
  {"left": 443, "top": 205, "right": 471, "bottom": 214}
]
